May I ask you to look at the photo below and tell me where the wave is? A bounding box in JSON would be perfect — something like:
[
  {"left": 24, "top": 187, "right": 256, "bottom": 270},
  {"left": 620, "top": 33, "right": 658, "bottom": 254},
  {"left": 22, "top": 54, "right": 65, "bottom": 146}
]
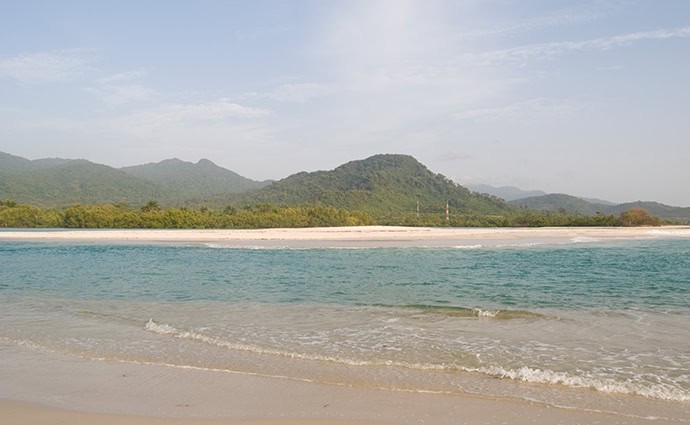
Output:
[
  {"left": 204, "top": 243, "right": 298, "bottom": 250},
  {"left": 570, "top": 237, "right": 602, "bottom": 243},
  {"left": 396, "top": 304, "right": 546, "bottom": 319},
  {"left": 144, "top": 319, "right": 689, "bottom": 402},
  {"left": 473, "top": 365, "right": 690, "bottom": 402},
  {"left": 144, "top": 319, "right": 448, "bottom": 369}
]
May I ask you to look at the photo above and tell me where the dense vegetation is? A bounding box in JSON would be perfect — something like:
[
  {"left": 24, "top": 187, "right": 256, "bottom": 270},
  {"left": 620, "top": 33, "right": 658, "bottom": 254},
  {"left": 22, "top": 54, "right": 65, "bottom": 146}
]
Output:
[
  {"left": 121, "top": 158, "right": 270, "bottom": 196},
  {"left": 224, "top": 154, "right": 511, "bottom": 216},
  {"left": 1, "top": 151, "right": 686, "bottom": 224},
  {"left": 510, "top": 193, "right": 690, "bottom": 221},
  {"left": 0, "top": 200, "right": 666, "bottom": 229},
  {"left": 0, "top": 201, "right": 374, "bottom": 229},
  {"left": 0, "top": 159, "right": 173, "bottom": 206},
  {"left": 0, "top": 152, "right": 266, "bottom": 207}
]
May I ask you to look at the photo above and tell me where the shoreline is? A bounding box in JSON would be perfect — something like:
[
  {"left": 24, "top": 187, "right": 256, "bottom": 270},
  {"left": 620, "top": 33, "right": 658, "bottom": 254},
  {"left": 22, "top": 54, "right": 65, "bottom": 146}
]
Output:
[
  {"left": 1, "top": 225, "right": 689, "bottom": 247},
  {"left": 1, "top": 343, "right": 679, "bottom": 425}
]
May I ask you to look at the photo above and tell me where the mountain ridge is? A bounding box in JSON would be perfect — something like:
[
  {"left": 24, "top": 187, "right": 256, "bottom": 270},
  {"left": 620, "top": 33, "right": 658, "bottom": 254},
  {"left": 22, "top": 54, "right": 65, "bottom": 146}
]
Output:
[
  {"left": 511, "top": 194, "right": 690, "bottom": 221},
  {"left": 221, "top": 154, "right": 511, "bottom": 217},
  {"left": 121, "top": 157, "right": 270, "bottom": 197},
  {"left": 0, "top": 151, "right": 266, "bottom": 207},
  {"left": 1, "top": 151, "right": 688, "bottom": 221}
]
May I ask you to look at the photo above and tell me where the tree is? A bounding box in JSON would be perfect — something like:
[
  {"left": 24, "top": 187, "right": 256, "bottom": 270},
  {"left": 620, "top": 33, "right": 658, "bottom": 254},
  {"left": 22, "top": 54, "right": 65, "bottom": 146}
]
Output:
[
  {"left": 619, "top": 208, "right": 660, "bottom": 226},
  {"left": 141, "top": 200, "right": 161, "bottom": 213}
]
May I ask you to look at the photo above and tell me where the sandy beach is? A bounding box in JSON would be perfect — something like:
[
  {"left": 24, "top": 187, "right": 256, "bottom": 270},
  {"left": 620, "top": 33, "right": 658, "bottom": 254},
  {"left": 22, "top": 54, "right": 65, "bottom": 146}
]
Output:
[
  {"left": 1, "top": 225, "right": 689, "bottom": 247},
  {"left": 0, "top": 344, "right": 675, "bottom": 425}
]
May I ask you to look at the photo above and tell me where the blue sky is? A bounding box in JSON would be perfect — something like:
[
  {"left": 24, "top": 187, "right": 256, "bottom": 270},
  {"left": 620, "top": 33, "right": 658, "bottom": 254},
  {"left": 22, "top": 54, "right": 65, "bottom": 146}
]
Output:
[{"left": 1, "top": 0, "right": 689, "bottom": 205}]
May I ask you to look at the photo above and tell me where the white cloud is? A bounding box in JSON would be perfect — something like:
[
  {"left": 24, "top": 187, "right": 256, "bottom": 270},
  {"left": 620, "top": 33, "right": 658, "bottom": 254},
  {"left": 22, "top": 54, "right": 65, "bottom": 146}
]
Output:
[
  {"left": 118, "top": 98, "right": 268, "bottom": 130},
  {"left": 479, "top": 26, "right": 690, "bottom": 63},
  {"left": 85, "top": 84, "right": 157, "bottom": 106},
  {"left": 262, "top": 83, "right": 333, "bottom": 103},
  {"left": 0, "top": 49, "right": 95, "bottom": 83},
  {"left": 465, "top": 8, "right": 604, "bottom": 39},
  {"left": 454, "top": 98, "right": 579, "bottom": 121},
  {"left": 97, "top": 69, "right": 148, "bottom": 84}
]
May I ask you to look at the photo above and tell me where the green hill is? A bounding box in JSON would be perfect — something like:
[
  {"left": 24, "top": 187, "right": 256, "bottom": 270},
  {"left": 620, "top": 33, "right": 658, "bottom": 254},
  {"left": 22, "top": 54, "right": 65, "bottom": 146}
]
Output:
[
  {"left": 0, "top": 160, "right": 172, "bottom": 206},
  {"left": 223, "top": 154, "right": 510, "bottom": 217},
  {"left": 0, "top": 151, "right": 76, "bottom": 173},
  {"left": 121, "top": 158, "right": 270, "bottom": 197},
  {"left": 511, "top": 194, "right": 690, "bottom": 221},
  {"left": 607, "top": 201, "right": 690, "bottom": 221},
  {"left": 510, "top": 193, "right": 609, "bottom": 215}
]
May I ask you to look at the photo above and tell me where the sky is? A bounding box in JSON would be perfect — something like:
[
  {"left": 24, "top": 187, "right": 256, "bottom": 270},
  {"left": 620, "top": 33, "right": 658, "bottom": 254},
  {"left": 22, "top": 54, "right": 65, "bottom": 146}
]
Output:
[{"left": 1, "top": 0, "right": 689, "bottom": 206}]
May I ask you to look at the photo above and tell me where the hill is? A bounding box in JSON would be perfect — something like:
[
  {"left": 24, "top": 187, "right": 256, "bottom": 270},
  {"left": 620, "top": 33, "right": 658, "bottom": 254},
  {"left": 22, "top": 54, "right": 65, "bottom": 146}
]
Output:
[
  {"left": 510, "top": 194, "right": 609, "bottom": 215},
  {"left": 0, "top": 160, "right": 173, "bottom": 206},
  {"left": 466, "top": 184, "right": 547, "bottom": 201},
  {"left": 606, "top": 201, "right": 690, "bottom": 221},
  {"left": 511, "top": 194, "right": 690, "bottom": 221},
  {"left": 222, "top": 154, "right": 511, "bottom": 217},
  {"left": 121, "top": 158, "right": 270, "bottom": 197},
  {"left": 0, "top": 151, "right": 76, "bottom": 173}
]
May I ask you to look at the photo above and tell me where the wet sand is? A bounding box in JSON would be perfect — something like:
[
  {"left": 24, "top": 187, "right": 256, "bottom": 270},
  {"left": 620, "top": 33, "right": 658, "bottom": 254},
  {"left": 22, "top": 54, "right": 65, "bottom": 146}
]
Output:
[{"left": 0, "top": 343, "right": 675, "bottom": 425}]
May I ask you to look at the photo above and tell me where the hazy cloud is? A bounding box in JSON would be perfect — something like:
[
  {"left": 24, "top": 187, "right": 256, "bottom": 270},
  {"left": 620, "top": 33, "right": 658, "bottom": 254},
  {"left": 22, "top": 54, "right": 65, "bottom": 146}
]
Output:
[
  {"left": 97, "top": 69, "right": 148, "bottom": 84},
  {"left": 123, "top": 98, "right": 269, "bottom": 127},
  {"left": 437, "top": 151, "right": 473, "bottom": 162},
  {"left": 262, "top": 83, "right": 333, "bottom": 103},
  {"left": 454, "top": 98, "right": 579, "bottom": 121},
  {"left": 479, "top": 26, "right": 690, "bottom": 63},
  {"left": 465, "top": 8, "right": 605, "bottom": 39},
  {"left": 0, "top": 49, "right": 95, "bottom": 83},
  {"left": 85, "top": 84, "right": 157, "bottom": 106}
]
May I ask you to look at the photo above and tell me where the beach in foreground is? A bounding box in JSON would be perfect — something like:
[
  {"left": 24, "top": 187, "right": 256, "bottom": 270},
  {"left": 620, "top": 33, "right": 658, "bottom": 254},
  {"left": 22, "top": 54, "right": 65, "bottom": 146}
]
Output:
[
  {"left": 2, "top": 226, "right": 689, "bottom": 424},
  {"left": 0, "top": 349, "right": 675, "bottom": 425}
]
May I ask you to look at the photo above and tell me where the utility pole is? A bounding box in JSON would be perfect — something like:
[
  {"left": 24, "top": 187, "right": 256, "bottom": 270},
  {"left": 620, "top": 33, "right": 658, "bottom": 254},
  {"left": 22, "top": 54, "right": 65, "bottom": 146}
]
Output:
[
  {"left": 416, "top": 200, "right": 420, "bottom": 218},
  {"left": 445, "top": 201, "right": 449, "bottom": 222}
]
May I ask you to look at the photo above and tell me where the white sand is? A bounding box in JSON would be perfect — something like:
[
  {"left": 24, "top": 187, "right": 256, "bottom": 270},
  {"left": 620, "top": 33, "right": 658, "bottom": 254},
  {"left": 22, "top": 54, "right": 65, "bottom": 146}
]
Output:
[
  {"left": 1, "top": 225, "right": 689, "bottom": 247},
  {"left": 0, "top": 341, "right": 675, "bottom": 425}
]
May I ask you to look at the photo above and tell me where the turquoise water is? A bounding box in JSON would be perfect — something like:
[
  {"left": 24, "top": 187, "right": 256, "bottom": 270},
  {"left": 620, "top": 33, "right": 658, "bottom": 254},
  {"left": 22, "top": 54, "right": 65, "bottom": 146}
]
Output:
[{"left": 1, "top": 237, "right": 689, "bottom": 418}]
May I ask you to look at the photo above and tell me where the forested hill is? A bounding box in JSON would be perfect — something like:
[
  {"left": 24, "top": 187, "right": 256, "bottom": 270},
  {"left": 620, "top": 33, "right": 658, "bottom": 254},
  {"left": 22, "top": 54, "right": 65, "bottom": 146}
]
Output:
[
  {"left": 0, "top": 160, "right": 173, "bottom": 206},
  {"left": 223, "top": 154, "right": 511, "bottom": 217},
  {"left": 0, "top": 151, "right": 265, "bottom": 207},
  {"left": 510, "top": 194, "right": 690, "bottom": 221},
  {"left": 121, "top": 158, "right": 270, "bottom": 196}
]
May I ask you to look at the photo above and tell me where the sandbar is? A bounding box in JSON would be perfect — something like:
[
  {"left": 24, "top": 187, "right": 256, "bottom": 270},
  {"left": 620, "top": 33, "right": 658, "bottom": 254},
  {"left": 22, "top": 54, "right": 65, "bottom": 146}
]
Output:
[{"left": 1, "top": 225, "right": 688, "bottom": 248}]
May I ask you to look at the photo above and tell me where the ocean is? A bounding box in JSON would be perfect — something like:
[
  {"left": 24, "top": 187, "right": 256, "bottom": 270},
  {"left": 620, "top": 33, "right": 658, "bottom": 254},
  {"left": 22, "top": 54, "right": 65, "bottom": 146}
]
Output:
[{"left": 1, "top": 235, "right": 689, "bottom": 421}]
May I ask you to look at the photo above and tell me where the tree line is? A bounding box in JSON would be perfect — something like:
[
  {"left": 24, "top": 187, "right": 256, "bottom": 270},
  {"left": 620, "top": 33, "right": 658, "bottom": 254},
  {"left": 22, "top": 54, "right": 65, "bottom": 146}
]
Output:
[{"left": 0, "top": 200, "right": 664, "bottom": 229}]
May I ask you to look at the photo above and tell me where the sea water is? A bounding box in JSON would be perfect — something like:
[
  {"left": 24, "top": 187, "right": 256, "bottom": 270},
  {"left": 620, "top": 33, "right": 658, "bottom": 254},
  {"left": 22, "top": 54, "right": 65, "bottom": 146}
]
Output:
[{"left": 1, "top": 235, "right": 689, "bottom": 420}]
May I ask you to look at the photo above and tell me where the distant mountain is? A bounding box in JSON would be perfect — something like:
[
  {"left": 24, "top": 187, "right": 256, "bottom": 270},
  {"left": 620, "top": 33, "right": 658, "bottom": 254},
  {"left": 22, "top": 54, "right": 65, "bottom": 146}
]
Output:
[
  {"left": 0, "top": 151, "right": 266, "bottom": 207},
  {"left": 0, "top": 151, "right": 35, "bottom": 173},
  {"left": 579, "top": 196, "right": 617, "bottom": 206},
  {"left": 606, "top": 201, "right": 690, "bottom": 221},
  {"left": 466, "top": 184, "right": 547, "bottom": 201},
  {"left": 121, "top": 158, "right": 270, "bottom": 197},
  {"left": 0, "top": 151, "right": 76, "bottom": 173},
  {"left": 511, "top": 194, "right": 690, "bottom": 221},
  {"left": 510, "top": 194, "right": 609, "bottom": 215},
  {"left": 223, "top": 154, "right": 511, "bottom": 216},
  {"left": 3, "top": 150, "right": 687, "bottom": 221},
  {"left": 0, "top": 160, "right": 172, "bottom": 206}
]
